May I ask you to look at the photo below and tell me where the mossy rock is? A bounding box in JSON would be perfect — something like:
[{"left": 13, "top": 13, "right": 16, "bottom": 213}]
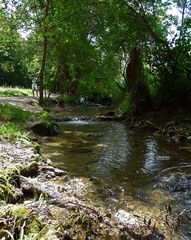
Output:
[
  {"left": 31, "top": 121, "right": 59, "bottom": 136},
  {"left": 20, "top": 161, "right": 39, "bottom": 177}
]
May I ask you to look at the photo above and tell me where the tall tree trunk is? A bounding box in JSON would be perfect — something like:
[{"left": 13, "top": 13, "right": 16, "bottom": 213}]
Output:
[
  {"left": 39, "top": 35, "right": 48, "bottom": 106},
  {"left": 38, "top": 0, "right": 50, "bottom": 106},
  {"left": 126, "top": 47, "right": 151, "bottom": 108}
]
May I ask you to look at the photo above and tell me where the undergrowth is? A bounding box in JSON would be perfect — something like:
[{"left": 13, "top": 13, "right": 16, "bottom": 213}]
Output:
[
  {"left": 116, "top": 93, "right": 136, "bottom": 116},
  {"left": 0, "top": 205, "right": 45, "bottom": 239}
]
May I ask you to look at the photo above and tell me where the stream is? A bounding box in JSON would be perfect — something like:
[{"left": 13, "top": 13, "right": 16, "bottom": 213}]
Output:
[{"left": 41, "top": 106, "right": 191, "bottom": 239}]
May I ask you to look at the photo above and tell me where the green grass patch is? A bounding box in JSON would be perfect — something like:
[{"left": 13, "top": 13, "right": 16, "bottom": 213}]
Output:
[
  {"left": 0, "top": 104, "right": 54, "bottom": 139},
  {"left": 0, "top": 103, "right": 53, "bottom": 124},
  {"left": 0, "top": 123, "right": 25, "bottom": 139},
  {"left": 0, "top": 104, "right": 32, "bottom": 122},
  {"left": 0, "top": 104, "right": 35, "bottom": 139},
  {"left": 0, "top": 86, "right": 31, "bottom": 97}
]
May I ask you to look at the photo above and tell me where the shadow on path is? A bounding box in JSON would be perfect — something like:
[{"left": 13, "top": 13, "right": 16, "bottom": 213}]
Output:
[{"left": 0, "top": 96, "right": 43, "bottom": 112}]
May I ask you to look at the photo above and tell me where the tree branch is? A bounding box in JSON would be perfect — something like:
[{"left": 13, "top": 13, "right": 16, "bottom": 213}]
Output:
[{"left": 119, "top": 0, "right": 170, "bottom": 49}]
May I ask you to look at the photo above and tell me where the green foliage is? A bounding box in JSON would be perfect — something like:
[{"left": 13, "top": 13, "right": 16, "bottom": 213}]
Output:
[
  {"left": 148, "top": 35, "right": 191, "bottom": 103},
  {"left": 57, "top": 94, "right": 76, "bottom": 103},
  {"left": 1, "top": 0, "right": 191, "bottom": 107},
  {"left": 0, "top": 174, "right": 15, "bottom": 203},
  {"left": 0, "top": 104, "right": 53, "bottom": 138},
  {"left": 0, "top": 103, "right": 49, "bottom": 123},
  {"left": 0, "top": 165, "right": 21, "bottom": 203},
  {"left": 40, "top": 112, "right": 53, "bottom": 127},
  {"left": 0, "top": 9, "right": 28, "bottom": 87}
]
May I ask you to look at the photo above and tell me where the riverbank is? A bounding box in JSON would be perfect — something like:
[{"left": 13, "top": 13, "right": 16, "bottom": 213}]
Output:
[
  {"left": 124, "top": 105, "right": 191, "bottom": 153},
  {"left": 0, "top": 97, "right": 189, "bottom": 239}
]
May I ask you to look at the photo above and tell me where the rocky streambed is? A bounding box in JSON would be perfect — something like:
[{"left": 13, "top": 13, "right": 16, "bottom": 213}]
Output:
[{"left": 0, "top": 136, "right": 187, "bottom": 240}]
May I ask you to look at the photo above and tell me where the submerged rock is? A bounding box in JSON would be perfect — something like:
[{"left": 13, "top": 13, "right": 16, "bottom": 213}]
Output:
[
  {"left": 159, "top": 173, "right": 191, "bottom": 193},
  {"left": 116, "top": 209, "right": 140, "bottom": 227}
]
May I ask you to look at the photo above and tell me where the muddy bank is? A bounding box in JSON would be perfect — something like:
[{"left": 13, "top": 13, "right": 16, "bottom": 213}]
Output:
[{"left": 122, "top": 106, "right": 191, "bottom": 153}]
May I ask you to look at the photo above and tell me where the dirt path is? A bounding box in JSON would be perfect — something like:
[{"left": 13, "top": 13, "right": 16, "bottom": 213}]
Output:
[{"left": 0, "top": 96, "right": 43, "bottom": 112}]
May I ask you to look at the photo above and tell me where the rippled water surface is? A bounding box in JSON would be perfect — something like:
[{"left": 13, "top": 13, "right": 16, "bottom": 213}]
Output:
[{"left": 41, "top": 106, "right": 191, "bottom": 238}]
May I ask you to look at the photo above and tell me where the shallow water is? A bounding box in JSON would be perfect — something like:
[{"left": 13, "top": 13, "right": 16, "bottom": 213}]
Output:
[{"left": 41, "top": 106, "right": 191, "bottom": 238}]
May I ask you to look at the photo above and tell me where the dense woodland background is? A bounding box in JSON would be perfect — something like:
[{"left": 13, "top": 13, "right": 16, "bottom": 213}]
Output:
[{"left": 0, "top": 0, "right": 191, "bottom": 110}]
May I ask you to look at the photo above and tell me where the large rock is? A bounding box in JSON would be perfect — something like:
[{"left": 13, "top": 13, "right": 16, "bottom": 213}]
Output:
[{"left": 31, "top": 122, "right": 59, "bottom": 136}]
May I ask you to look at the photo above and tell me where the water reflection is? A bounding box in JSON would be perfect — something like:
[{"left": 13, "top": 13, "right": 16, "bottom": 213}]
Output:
[
  {"left": 144, "top": 137, "right": 159, "bottom": 172},
  {"left": 41, "top": 120, "right": 191, "bottom": 191},
  {"left": 41, "top": 114, "right": 191, "bottom": 237},
  {"left": 91, "top": 123, "right": 130, "bottom": 182},
  {"left": 41, "top": 121, "right": 169, "bottom": 193}
]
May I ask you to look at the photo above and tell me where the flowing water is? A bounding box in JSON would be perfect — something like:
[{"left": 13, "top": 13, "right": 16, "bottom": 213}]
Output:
[{"left": 41, "top": 106, "right": 191, "bottom": 239}]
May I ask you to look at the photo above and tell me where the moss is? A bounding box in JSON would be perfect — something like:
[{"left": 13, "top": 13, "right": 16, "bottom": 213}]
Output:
[
  {"left": 11, "top": 205, "right": 30, "bottom": 217},
  {"left": 26, "top": 219, "right": 43, "bottom": 235},
  {"left": 0, "top": 204, "right": 46, "bottom": 239}
]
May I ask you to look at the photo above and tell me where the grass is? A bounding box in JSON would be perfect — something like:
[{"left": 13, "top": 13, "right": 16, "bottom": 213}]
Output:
[
  {"left": 0, "top": 204, "right": 45, "bottom": 239},
  {"left": 0, "top": 104, "right": 32, "bottom": 122},
  {"left": 0, "top": 103, "right": 53, "bottom": 139},
  {"left": 0, "top": 123, "right": 24, "bottom": 139},
  {"left": 0, "top": 104, "right": 32, "bottom": 138},
  {"left": 0, "top": 86, "right": 31, "bottom": 97}
]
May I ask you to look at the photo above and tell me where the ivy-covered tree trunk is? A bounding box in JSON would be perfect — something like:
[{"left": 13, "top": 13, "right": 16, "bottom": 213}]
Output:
[{"left": 126, "top": 47, "right": 151, "bottom": 109}]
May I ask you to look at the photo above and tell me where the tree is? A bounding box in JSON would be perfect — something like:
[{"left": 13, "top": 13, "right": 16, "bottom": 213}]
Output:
[
  {"left": 2, "top": 0, "right": 191, "bottom": 108},
  {"left": 0, "top": 8, "right": 27, "bottom": 86}
]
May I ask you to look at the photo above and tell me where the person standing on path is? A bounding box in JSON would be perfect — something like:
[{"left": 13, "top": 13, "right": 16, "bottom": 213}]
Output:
[{"left": 31, "top": 74, "right": 38, "bottom": 98}]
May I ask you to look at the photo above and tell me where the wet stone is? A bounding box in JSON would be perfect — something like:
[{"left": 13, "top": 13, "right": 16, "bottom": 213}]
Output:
[{"left": 159, "top": 174, "right": 191, "bottom": 193}]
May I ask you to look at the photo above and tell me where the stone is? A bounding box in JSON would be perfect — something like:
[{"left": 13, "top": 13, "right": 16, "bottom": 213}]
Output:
[{"left": 31, "top": 122, "right": 59, "bottom": 136}]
